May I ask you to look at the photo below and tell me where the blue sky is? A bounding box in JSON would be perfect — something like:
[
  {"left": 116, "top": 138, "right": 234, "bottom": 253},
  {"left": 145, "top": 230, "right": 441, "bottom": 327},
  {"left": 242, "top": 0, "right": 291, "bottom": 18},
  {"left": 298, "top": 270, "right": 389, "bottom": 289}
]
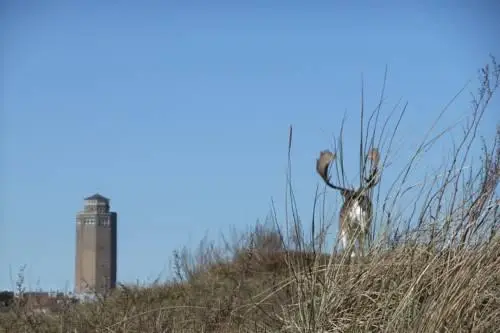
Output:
[{"left": 1, "top": 1, "right": 499, "bottom": 292}]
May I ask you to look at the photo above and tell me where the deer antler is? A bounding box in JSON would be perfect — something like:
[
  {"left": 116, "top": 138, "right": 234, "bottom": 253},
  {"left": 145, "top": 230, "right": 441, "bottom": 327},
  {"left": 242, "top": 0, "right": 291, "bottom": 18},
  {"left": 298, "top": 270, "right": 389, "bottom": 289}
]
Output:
[
  {"left": 368, "top": 148, "right": 379, "bottom": 165},
  {"left": 316, "top": 150, "right": 349, "bottom": 192},
  {"left": 364, "top": 148, "right": 380, "bottom": 189},
  {"left": 316, "top": 150, "right": 335, "bottom": 182}
]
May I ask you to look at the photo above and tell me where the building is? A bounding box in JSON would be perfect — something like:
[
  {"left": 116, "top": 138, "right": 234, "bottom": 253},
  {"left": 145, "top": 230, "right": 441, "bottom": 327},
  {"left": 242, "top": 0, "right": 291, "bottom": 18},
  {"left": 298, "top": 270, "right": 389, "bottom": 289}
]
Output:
[
  {"left": 7, "top": 292, "right": 79, "bottom": 314},
  {"left": 75, "top": 194, "right": 117, "bottom": 295}
]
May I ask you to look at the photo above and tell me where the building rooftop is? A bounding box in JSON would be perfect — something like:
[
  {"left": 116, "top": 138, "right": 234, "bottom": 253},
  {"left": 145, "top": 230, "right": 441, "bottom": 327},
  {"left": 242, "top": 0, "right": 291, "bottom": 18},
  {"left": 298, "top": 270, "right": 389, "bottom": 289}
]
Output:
[{"left": 84, "top": 193, "right": 110, "bottom": 202}]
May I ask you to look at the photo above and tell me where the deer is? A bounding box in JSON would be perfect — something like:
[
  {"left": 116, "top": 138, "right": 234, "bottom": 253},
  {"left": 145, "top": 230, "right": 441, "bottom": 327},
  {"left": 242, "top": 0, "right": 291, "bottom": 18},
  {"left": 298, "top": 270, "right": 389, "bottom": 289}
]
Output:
[{"left": 316, "top": 148, "right": 381, "bottom": 257}]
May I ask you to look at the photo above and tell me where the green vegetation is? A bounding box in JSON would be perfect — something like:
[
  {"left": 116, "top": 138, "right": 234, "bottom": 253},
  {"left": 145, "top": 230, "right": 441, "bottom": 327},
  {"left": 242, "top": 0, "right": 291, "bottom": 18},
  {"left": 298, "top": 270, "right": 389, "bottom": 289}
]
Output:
[{"left": 2, "top": 58, "right": 499, "bottom": 333}]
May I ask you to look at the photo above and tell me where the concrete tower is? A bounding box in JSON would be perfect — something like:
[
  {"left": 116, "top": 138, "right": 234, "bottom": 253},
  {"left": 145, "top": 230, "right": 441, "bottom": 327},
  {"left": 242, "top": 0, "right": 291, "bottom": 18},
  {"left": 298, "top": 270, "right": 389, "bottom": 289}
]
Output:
[{"left": 75, "top": 194, "right": 117, "bottom": 295}]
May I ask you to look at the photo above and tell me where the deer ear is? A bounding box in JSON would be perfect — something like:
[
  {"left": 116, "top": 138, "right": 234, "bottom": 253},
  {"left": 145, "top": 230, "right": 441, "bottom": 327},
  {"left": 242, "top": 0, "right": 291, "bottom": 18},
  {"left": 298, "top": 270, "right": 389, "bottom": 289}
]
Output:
[{"left": 316, "top": 150, "right": 336, "bottom": 181}]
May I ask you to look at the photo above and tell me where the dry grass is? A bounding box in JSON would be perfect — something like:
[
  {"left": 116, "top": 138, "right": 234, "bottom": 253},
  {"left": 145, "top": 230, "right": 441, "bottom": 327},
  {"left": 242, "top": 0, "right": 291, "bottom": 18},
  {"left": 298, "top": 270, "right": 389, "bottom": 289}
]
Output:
[
  {"left": 2, "top": 238, "right": 499, "bottom": 332},
  {"left": 2, "top": 58, "right": 499, "bottom": 333}
]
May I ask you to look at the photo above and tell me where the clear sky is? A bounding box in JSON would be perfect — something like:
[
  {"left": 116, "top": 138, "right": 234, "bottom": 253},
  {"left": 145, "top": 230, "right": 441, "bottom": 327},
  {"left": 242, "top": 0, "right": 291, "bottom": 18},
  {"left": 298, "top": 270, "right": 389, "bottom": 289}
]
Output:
[{"left": 1, "top": 1, "right": 499, "bottom": 292}]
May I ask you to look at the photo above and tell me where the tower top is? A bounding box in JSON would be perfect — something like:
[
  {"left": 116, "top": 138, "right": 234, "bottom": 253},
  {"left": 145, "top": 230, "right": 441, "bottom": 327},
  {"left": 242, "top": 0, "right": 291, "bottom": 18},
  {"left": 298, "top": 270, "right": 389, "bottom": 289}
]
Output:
[
  {"left": 84, "top": 193, "right": 110, "bottom": 202},
  {"left": 82, "top": 193, "right": 111, "bottom": 213}
]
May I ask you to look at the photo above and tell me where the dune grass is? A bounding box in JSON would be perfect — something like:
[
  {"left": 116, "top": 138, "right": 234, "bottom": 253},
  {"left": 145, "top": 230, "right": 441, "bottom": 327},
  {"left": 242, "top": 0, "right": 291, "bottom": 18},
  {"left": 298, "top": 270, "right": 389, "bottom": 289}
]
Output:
[{"left": 1, "top": 58, "right": 499, "bottom": 333}]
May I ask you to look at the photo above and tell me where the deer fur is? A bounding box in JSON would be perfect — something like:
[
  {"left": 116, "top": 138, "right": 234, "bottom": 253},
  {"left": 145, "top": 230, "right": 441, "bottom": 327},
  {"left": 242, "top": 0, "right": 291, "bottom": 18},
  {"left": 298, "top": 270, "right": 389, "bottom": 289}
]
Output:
[{"left": 316, "top": 148, "right": 380, "bottom": 257}]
